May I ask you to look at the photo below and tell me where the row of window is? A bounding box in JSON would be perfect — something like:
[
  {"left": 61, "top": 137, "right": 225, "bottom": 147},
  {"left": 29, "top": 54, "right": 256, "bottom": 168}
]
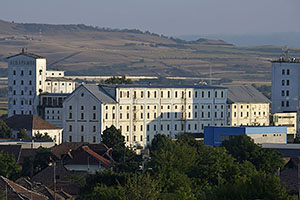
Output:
[
  {"left": 69, "top": 135, "right": 97, "bottom": 143},
  {"left": 282, "top": 69, "right": 290, "bottom": 75},
  {"left": 12, "top": 90, "right": 33, "bottom": 96},
  {"left": 13, "top": 99, "right": 32, "bottom": 105},
  {"left": 282, "top": 80, "right": 290, "bottom": 86},
  {"left": 120, "top": 90, "right": 224, "bottom": 99},
  {"left": 13, "top": 110, "right": 32, "bottom": 115},
  {"left": 69, "top": 112, "right": 97, "bottom": 120},
  {"left": 69, "top": 125, "right": 97, "bottom": 132},
  {"left": 69, "top": 105, "right": 97, "bottom": 110},
  {"left": 281, "top": 90, "right": 289, "bottom": 97},
  {"left": 232, "top": 111, "right": 266, "bottom": 118},
  {"left": 106, "top": 104, "right": 224, "bottom": 111},
  {"left": 13, "top": 80, "right": 33, "bottom": 85},
  {"left": 13, "top": 70, "right": 32, "bottom": 76}
]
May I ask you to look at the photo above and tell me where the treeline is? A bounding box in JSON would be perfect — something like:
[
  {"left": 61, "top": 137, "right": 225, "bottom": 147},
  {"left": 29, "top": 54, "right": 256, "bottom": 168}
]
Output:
[{"left": 78, "top": 126, "right": 295, "bottom": 200}]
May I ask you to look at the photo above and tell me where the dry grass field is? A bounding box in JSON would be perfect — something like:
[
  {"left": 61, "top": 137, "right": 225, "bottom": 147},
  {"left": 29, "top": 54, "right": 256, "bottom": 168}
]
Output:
[{"left": 0, "top": 20, "right": 300, "bottom": 86}]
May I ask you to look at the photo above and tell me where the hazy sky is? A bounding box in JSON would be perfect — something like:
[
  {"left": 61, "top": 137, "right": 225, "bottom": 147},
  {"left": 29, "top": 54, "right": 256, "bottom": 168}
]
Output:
[{"left": 0, "top": 0, "right": 299, "bottom": 36}]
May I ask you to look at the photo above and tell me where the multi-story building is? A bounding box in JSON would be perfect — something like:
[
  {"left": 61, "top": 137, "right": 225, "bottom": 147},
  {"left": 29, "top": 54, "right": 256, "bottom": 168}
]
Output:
[
  {"left": 271, "top": 56, "right": 300, "bottom": 135},
  {"left": 6, "top": 50, "right": 76, "bottom": 122},
  {"left": 63, "top": 84, "right": 227, "bottom": 148},
  {"left": 226, "top": 85, "right": 270, "bottom": 126},
  {"left": 272, "top": 112, "right": 297, "bottom": 139},
  {"left": 7, "top": 49, "right": 47, "bottom": 116}
]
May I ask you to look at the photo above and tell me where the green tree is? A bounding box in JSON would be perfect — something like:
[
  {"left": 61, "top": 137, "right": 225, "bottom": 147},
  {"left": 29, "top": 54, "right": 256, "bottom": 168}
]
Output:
[
  {"left": 103, "top": 76, "right": 133, "bottom": 85},
  {"left": 102, "top": 125, "right": 125, "bottom": 149},
  {"left": 221, "top": 135, "right": 284, "bottom": 174},
  {"left": 33, "top": 148, "right": 56, "bottom": 174},
  {"left": 34, "top": 132, "right": 52, "bottom": 140},
  {"left": 294, "top": 136, "right": 300, "bottom": 143},
  {"left": 102, "top": 126, "right": 142, "bottom": 173},
  {"left": 17, "top": 128, "right": 31, "bottom": 139},
  {"left": 0, "top": 150, "right": 20, "bottom": 180},
  {"left": 0, "top": 120, "right": 12, "bottom": 138}
]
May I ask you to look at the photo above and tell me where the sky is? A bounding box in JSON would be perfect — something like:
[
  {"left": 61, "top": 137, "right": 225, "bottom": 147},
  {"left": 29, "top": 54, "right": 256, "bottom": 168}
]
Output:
[{"left": 0, "top": 0, "right": 299, "bottom": 37}]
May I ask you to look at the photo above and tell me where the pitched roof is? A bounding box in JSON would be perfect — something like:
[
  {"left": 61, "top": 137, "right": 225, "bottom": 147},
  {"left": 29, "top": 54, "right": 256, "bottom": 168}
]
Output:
[
  {"left": 65, "top": 145, "right": 111, "bottom": 168},
  {"left": 4, "top": 115, "right": 61, "bottom": 130},
  {"left": 51, "top": 142, "right": 88, "bottom": 159},
  {"left": 226, "top": 85, "right": 271, "bottom": 103},
  {"left": 0, "top": 145, "right": 22, "bottom": 162},
  {"left": 82, "top": 84, "right": 116, "bottom": 104},
  {"left": 6, "top": 51, "right": 45, "bottom": 59},
  {"left": 0, "top": 176, "right": 49, "bottom": 200},
  {"left": 100, "top": 84, "right": 225, "bottom": 89}
]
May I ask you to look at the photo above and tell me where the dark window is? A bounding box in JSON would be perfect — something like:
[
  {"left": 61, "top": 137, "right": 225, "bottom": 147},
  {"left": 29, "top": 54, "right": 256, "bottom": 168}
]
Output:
[
  {"left": 81, "top": 136, "right": 84, "bottom": 142},
  {"left": 93, "top": 113, "right": 96, "bottom": 119},
  {"left": 208, "top": 91, "right": 211, "bottom": 98},
  {"left": 287, "top": 80, "right": 290, "bottom": 86},
  {"left": 281, "top": 101, "right": 284, "bottom": 107},
  {"left": 69, "top": 125, "right": 72, "bottom": 131},
  {"left": 69, "top": 113, "right": 72, "bottom": 119},
  {"left": 282, "top": 80, "right": 285, "bottom": 86},
  {"left": 93, "top": 136, "right": 96, "bottom": 143},
  {"left": 81, "top": 125, "right": 84, "bottom": 132},
  {"left": 287, "top": 69, "right": 290, "bottom": 75},
  {"left": 286, "top": 101, "right": 289, "bottom": 107},
  {"left": 69, "top": 136, "right": 72, "bottom": 142},
  {"left": 286, "top": 90, "right": 289, "bottom": 96},
  {"left": 282, "top": 69, "right": 285, "bottom": 75},
  {"left": 282, "top": 90, "right": 284, "bottom": 96}
]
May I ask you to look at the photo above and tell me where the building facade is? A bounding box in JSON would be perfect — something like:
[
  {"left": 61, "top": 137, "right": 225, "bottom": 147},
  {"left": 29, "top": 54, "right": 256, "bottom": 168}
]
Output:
[
  {"left": 226, "top": 85, "right": 270, "bottom": 126},
  {"left": 204, "top": 126, "right": 287, "bottom": 146},
  {"left": 63, "top": 84, "right": 227, "bottom": 148},
  {"left": 272, "top": 112, "right": 297, "bottom": 139},
  {"left": 271, "top": 57, "right": 300, "bottom": 135}
]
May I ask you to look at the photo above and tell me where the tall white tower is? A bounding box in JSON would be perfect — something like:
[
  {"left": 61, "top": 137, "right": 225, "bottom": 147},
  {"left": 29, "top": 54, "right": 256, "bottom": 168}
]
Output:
[
  {"left": 7, "top": 49, "right": 47, "bottom": 117},
  {"left": 271, "top": 54, "right": 300, "bottom": 135}
]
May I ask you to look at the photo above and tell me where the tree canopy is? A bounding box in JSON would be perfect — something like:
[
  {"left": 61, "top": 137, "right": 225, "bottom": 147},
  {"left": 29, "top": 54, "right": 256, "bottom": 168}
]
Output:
[
  {"left": 17, "top": 129, "right": 31, "bottom": 139},
  {"left": 78, "top": 133, "right": 293, "bottom": 199},
  {"left": 0, "top": 150, "right": 20, "bottom": 180},
  {"left": 102, "top": 76, "right": 133, "bottom": 85},
  {"left": 0, "top": 120, "right": 12, "bottom": 138}
]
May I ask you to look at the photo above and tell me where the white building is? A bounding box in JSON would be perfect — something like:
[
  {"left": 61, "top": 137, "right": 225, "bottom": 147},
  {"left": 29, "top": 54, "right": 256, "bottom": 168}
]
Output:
[
  {"left": 4, "top": 115, "right": 63, "bottom": 144},
  {"left": 6, "top": 50, "right": 76, "bottom": 122},
  {"left": 7, "top": 50, "right": 47, "bottom": 116},
  {"left": 271, "top": 56, "right": 300, "bottom": 135},
  {"left": 63, "top": 84, "right": 227, "bottom": 148},
  {"left": 272, "top": 112, "right": 297, "bottom": 139},
  {"left": 226, "top": 85, "right": 270, "bottom": 126}
]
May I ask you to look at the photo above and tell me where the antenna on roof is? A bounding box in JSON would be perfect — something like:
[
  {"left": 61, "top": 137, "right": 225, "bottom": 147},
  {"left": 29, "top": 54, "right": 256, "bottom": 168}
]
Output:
[{"left": 282, "top": 46, "right": 289, "bottom": 60}]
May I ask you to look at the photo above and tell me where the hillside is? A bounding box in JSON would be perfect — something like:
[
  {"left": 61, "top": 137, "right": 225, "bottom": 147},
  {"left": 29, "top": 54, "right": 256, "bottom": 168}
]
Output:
[{"left": 0, "top": 19, "right": 300, "bottom": 85}]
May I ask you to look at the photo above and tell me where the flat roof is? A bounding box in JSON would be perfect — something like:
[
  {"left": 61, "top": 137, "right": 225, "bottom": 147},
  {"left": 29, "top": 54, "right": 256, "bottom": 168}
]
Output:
[{"left": 262, "top": 143, "right": 300, "bottom": 150}]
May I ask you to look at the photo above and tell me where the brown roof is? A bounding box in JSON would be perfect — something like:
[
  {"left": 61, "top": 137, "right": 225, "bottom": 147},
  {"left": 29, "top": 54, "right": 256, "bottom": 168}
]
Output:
[
  {"left": 0, "top": 176, "right": 48, "bottom": 200},
  {"left": 6, "top": 51, "right": 45, "bottom": 59},
  {"left": 32, "top": 162, "right": 87, "bottom": 195},
  {"left": 5, "top": 115, "right": 60, "bottom": 130},
  {"left": 51, "top": 142, "right": 88, "bottom": 159}
]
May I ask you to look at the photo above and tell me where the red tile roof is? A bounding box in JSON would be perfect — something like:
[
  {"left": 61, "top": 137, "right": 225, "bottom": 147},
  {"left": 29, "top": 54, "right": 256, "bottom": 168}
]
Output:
[
  {"left": 5, "top": 115, "right": 60, "bottom": 130},
  {"left": 82, "top": 146, "right": 111, "bottom": 168},
  {"left": 0, "top": 176, "right": 48, "bottom": 200}
]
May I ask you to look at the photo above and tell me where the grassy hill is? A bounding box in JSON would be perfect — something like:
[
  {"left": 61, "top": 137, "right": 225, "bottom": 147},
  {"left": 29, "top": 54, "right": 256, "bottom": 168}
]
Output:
[{"left": 0, "top": 19, "right": 300, "bottom": 85}]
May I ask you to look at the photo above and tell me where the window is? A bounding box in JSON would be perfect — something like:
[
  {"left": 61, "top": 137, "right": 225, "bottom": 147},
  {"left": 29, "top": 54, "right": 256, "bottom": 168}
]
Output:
[
  {"left": 134, "top": 125, "right": 136, "bottom": 131},
  {"left": 147, "top": 135, "right": 150, "bottom": 142},
  {"left": 148, "top": 91, "right": 150, "bottom": 98},
  {"left": 141, "top": 91, "right": 144, "bottom": 98},
  {"left": 112, "top": 113, "right": 115, "bottom": 119},
  {"left": 93, "top": 136, "right": 96, "bottom": 143},
  {"left": 208, "top": 91, "right": 211, "bottom": 98},
  {"left": 127, "top": 126, "right": 129, "bottom": 132},
  {"left": 175, "top": 91, "right": 178, "bottom": 98},
  {"left": 154, "top": 124, "right": 156, "bottom": 131},
  {"left": 281, "top": 101, "right": 284, "bottom": 107},
  {"left": 93, "top": 126, "right": 96, "bottom": 132},
  {"left": 140, "top": 125, "right": 143, "bottom": 131},
  {"left": 21, "top": 70, "right": 24, "bottom": 76},
  {"left": 127, "top": 91, "right": 129, "bottom": 98},
  {"left": 167, "top": 124, "right": 170, "bottom": 131},
  {"left": 140, "top": 113, "right": 143, "bottom": 119},
  {"left": 161, "top": 124, "right": 163, "bottom": 131},
  {"left": 81, "top": 106, "right": 84, "bottom": 110},
  {"left": 168, "top": 91, "right": 170, "bottom": 98},
  {"left": 202, "top": 91, "right": 204, "bottom": 98},
  {"left": 105, "top": 113, "right": 108, "bottom": 119},
  {"left": 282, "top": 90, "right": 284, "bottom": 96},
  {"left": 140, "top": 135, "right": 143, "bottom": 141},
  {"left": 175, "top": 124, "right": 177, "bottom": 131},
  {"left": 29, "top": 70, "right": 32, "bottom": 75},
  {"left": 195, "top": 112, "right": 198, "bottom": 118},
  {"left": 154, "top": 91, "right": 157, "bottom": 98},
  {"left": 167, "top": 112, "right": 170, "bottom": 118},
  {"left": 81, "top": 136, "right": 84, "bottom": 142},
  {"left": 21, "top": 100, "right": 24, "bottom": 105},
  {"left": 286, "top": 90, "right": 289, "bottom": 96},
  {"left": 188, "top": 124, "right": 191, "bottom": 130},
  {"left": 282, "top": 69, "right": 285, "bottom": 75},
  {"left": 69, "top": 113, "right": 72, "bottom": 119},
  {"left": 13, "top": 90, "right": 16, "bottom": 95},
  {"left": 13, "top": 70, "right": 16, "bottom": 75},
  {"left": 286, "top": 101, "right": 289, "bottom": 107},
  {"left": 81, "top": 125, "right": 84, "bottom": 132},
  {"left": 81, "top": 93, "right": 84, "bottom": 97},
  {"left": 120, "top": 91, "right": 122, "bottom": 98},
  {"left": 147, "top": 125, "right": 150, "bottom": 131},
  {"left": 175, "top": 113, "right": 177, "bottom": 118},
  {"left": 120, "top": 113, "right": 123, "bottom": 119},
  {"left": 287, "top": 80, "right": 290, "bottom": 86},
  {"left": 93, "top": 106, "right": 96, "bottom": 110},
  {"left": 69, "top": 136, "right": 72, "bottom": 142},
  {"left": 134, "top": 136, "right": 136, "bottom": 142},
  {"left": 161, "top": 91, "right": 163, "bottom": 98},
  {"left": 147, "top": 113, "right": 150, "bottom": 119},
  {"left": 287, "top": 69, "right": 290, "bottom": 75},
  {"left": 93, "top": 113, "right": 96, "bottom": 119},
  {"left": 221, "top": 91, "right": 224, "bottom": 98},
  {"left": 208, "top": 112, "right": 210, "bottom": 118},
  {"left": 195, "top": 124, "right": 197, "bottom": 130},
  {"left": 215, "top": 91, "right": 217, "bottom": 98},
  {"left": 29, "top": 80, "right": 32, "bottom": 85},
  {"left": 69, "top": 125, "right": 72, "bottom": 131},
  {"left": 81, "top": 113, "right": 84, "bottom": 119},
  {"left": 189, "top": 91, "right": 191, "bottom": 98},
  {"left": 69, "top": 105, "right": 72, "bottom": 110},
  {"left": 195, "top": 91, "right": 198, "bottom": 98},
  {"left": 282, "top": 80, "right": 285, "bottom": 86},
  {"left": 13, "top": 80, "right": 16, "bottom": 85},
  {"left": 21, "top": 90, "right": 24, "bottom": 95}
]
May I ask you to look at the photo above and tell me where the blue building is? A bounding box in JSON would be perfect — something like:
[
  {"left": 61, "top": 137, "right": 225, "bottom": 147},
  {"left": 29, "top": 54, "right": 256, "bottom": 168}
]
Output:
[{"left": 204, "top": 126, "right": 287, "bottom": 146}]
